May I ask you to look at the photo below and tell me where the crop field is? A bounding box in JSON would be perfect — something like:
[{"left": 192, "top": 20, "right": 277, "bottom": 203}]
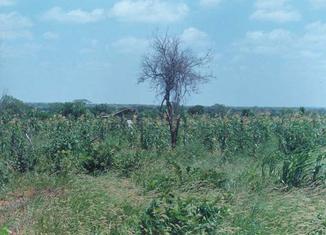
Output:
[{"left": 0, "top": 98, "right": 325, "bottom": 234}]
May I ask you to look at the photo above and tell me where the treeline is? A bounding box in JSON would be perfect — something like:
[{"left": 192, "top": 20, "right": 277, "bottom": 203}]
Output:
[{"left": 25, "top": 98, "right": 326, "bottom": 118}]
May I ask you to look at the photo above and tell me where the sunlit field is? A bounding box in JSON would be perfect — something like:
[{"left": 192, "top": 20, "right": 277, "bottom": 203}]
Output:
[
  {"left": 2, "top": 1, "right": 326, "bottom": 234},
  {"left": 0, "top": 98, "right": 325, "bottom": 234}
]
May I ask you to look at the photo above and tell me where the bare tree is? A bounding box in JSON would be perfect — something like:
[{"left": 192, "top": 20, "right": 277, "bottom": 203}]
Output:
[{"left": 139, "top": 33, "right": 212, "bottom": 148}]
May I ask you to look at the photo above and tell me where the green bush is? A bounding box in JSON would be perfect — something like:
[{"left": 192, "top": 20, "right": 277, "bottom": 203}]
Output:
[
  {"left": 139, "top": 194, "right": 227, "bottom": 235},
  {"left": 281, "top": 150, "right": 326, "bottom": 187},
  {"left": 188, "top": 105, "right": 205, "bottom": 115},
  {"left": 0, "top": 119, "right": 36, "bottom": 173},
  {"left": 0, "top": 95, "right": 32, "bottom": 119},
  {"left": 113, "top": 150, "right": 142, "bottom": 177},
  {"left": 82, "top": 140, "right": 120, "bottom": 173},
  {"left": 166, "top": 160, "right": 230, "bottom": 191},
  {"left": 60, "top": 102, "right": 88, "bottom": 119},
  {"left": 8, "top": 123, "right": 35, "bottom": 172},
  {"left": 276, "top": 119, "right": 317, "bottom": 155},
  {"left": 140, "top": 121, "right": 170, "bottom": 150}
]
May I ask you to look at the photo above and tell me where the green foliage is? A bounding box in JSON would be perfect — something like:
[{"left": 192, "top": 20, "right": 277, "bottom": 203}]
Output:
[
  {"left": 275, "top": 118, "right": 319, "bottom": 154},
  {"left": 1, "top": 98, "right": 326, "bottom": 235},
  {"left": 206, "top": 104, "right": 228, "bottom": 117},
  {"left": 241, "top": 109, "right": 253, "bottom": 118},
  {"left": 0, "top": 226, "right": 10, "bottom": 235},
  {"left": 0, "top": 160, "right": 11, "bottom": 189},
  {"left": 28, "top": 175, "right": 141, "bottom": 234},
  {"left": 281, "top": 150, "right": 326, "bottom": 187},
  {"left": 82, "top": 139, "right": 119, "bottom": 173},
  {"left": 188, "top": 105, "right": 205, "bottom": 115},
  {"left": 90, "top": 104, "right": 115, "bottom": 116},
  {"left": 113, "top": 150, "right": 142, "bottom": 177},
  {"left": 39, "top": 117, "right": 81, "bottom": 173},
  {"left": 0, "top": 99, "right": 325, "bottom": 190},
  {"left": 140, "top": 194, "right": 226, "bottom": 235},
  {"left": 0, "top": 95, "right": 32, "bottom": 119},
  {"left": 140, "top": 120, "right": 170, "bottom": 150},
  {"left": 299, "top": 107, "right": 306, "bottom": 115},
  {"left": 273, "top": 117, "right": 326, "bottom": 187},
  {"left": 0, "top": 119, "right": 36, "bottom": 173},
  {"left": 64, "top": 102, "right": 88, "bottom": 119},
  {"left": 50, "top": 102, "right": 89, "bottom": 119}
]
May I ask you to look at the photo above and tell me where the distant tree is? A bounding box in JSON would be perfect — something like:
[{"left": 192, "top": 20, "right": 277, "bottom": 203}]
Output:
[
  {"left": 90, "top": 104, "right": 115, "bottom": 116},
  {"left": 0, "top": 95, "right": 32, "bottom": 117},
  {"left": 188, "top": 105, "right": 205, "bottom": 115},
  {"left": 139, "top": 33, "right": 212, "bottom": 148},
  {"left": 241, "top": 109, "right": 253, "bottom": 118},
  {"left": 60, "top": 101, "right": 87, "bottom": 119},
  {"left": 207, "top": 104, "right": 228, "bottom": 117},
  {"left": 299, "top": 107, "right": 305, "bottom": 115}
]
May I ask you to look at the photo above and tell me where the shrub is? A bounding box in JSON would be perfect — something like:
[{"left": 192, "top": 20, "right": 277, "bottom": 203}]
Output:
[
  {"left": 0, "top": 95, "right": 32, "bottom": 118},
  {"left": 58, "top": 102, "right": 88, "bottom": 119},
  {"left": 140, "top": 121, "right": 170, "bottom": 150},
  {"left": 188, "top": 105, "right": 205, "bottom": 115},
  {"left": 139, "top": 194, "right": 227, "bottom": 234},
  {"left": 8, "top": 123, "right": 35, "bottom": 172},
  {"left": 113, "top": 150, "right": 142, "bottom": 177},
  {"left": 276, "top": 119, "right": 317, "bottom": 155},
  {"left": 281, "top": 150, "right": 326, "bottom": 187},
  {"left": 82, "top": 140, "right": 120, "bottom": 173},
  {"left": 0, "top": 119, "right": 36, "bottom": 173}
]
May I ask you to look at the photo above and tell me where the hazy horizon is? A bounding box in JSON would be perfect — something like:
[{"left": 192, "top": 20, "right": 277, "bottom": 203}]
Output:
[
  {"left": 22, "top": 99, "right": 326, "bottom": 109},
  {"left": 1, "top": 0, "right": 326, "bottom": 107}
]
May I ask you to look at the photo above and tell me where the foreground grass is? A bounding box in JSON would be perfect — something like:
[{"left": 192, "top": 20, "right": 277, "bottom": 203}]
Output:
[
  {"left": 0, "top": 154, "right": 325, "bottom": 235},
  {"left": 0, "top": 174, "right": 149, "bottom": 234}
]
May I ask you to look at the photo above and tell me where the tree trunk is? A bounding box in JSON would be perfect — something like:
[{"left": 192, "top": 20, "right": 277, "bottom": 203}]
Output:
[
  {"left": 171, "top": 129, "right": 177, "bottom": 149},
  {"left": 170, "top": 118, "right": 180, "bottom": 149},
  {"left": 166, "top": 99, "right": 181, "bottom": 149}
]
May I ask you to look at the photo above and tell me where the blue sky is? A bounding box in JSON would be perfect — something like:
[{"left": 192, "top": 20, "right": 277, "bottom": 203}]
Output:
[{"left": 1, "top": 0, "right": 326, "bottom": 107}]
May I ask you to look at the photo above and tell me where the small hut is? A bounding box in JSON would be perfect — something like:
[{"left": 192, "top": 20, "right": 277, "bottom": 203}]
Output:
[{"left": 103, "top": 108, "right": 138, "bottom": 127}]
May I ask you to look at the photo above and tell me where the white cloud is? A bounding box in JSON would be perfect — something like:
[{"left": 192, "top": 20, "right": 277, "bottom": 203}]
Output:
[
  {"left": 309, "top": 0, "right": 326, "bottom": 8},
  {"left": 181, "top": 27, "right": 208, "bottom": 44},
  {"left": 110, "top": 0, "right": 189, "bottom": 23},
  {"left": 254, "top": 0, "right": 287, "bottom": 9},
  {"left": 240, "top": 29, "right": 294, "bottom": 55},
  {"left": 300, "top": 22, "right": 326, "bottom": 53},
  {"left": 42, "top": 7, "right": 106, "bottom": 24},
  {"left": 112, "top": 28, "right": 211, "bottom": 55},
  {"left": 180, "top": 27, "right": 214, "bottom": 51},
  {"left": 42, "top": 1, "right": 189, "bottom": 24},
  {"left": 111, "top": 27, "right": 212, "bottom": 56},
  {"left": 251, "top": 10, "right": 300, "bottom": 23},
  {"left": 199, "top": 0, "right": 222, "bottom": 8},
  {"left": 43, "top": 31, "right": 59, "bottom": 40},
  {"left": 0, "top": 12, "right": 33, "bottom": 40},
  {"left": 250, "top": 0, "right": 301, "bottom": 23},
  {"left": 0, "top": 0, "right": 14, "bottom": 6},
  {"left": 237, "top": 21, "right": 326, "bottom": 66},
  {"left": 112, "top": 37, "right": 149, "bottom": 54}
]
